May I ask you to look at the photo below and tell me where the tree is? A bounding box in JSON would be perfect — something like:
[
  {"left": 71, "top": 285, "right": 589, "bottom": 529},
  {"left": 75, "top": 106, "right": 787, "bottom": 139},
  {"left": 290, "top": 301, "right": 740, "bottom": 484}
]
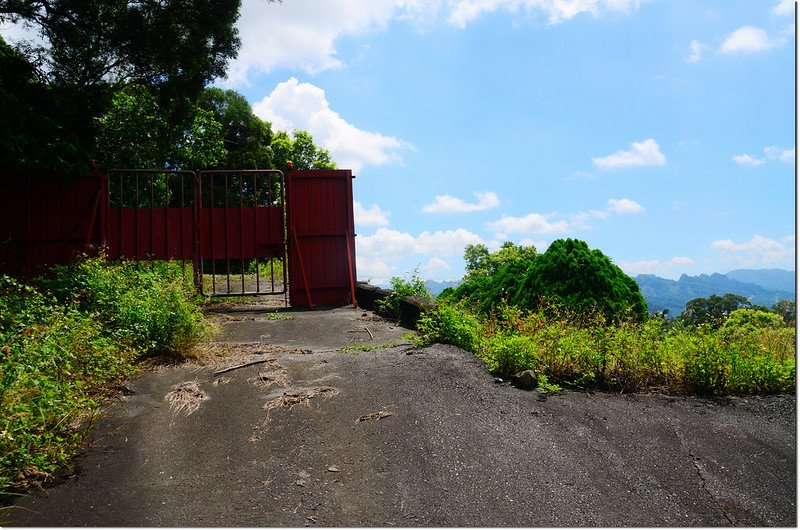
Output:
[
  {"left": 512, "top": 238, "right": 648, "bottom": 323},
  {"left": 771, "top": 299, "right": 796, "bottom": 327},
  {"left": 270, "top": 130, "right": 336, "bottom": 170},
  {"left": 1, "top": 0, "right": 245, "bottom": 173},
  {"left": 452, "top": 238, "right": 647, "bottom": 323},
  {"left": 195, "top": 88, "right": 273, "bottom": 169},
  {"left": 95, "top": 84, "right": 226, "bottom": 171},
  {"left": 679, "top": 293, "right": 750, "bottom": 328}
]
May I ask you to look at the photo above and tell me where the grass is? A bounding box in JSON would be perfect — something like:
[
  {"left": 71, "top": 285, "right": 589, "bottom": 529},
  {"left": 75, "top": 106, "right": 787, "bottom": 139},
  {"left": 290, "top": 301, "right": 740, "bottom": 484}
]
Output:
[
  {"left": 417, "top": 301, "right": 796, "bottom": 396},
  {"left": 340, "top": 340, "right": 400, "bottom": 353},
  {"left": 0, "top": 256, "right": 212, "bottom": 498}
]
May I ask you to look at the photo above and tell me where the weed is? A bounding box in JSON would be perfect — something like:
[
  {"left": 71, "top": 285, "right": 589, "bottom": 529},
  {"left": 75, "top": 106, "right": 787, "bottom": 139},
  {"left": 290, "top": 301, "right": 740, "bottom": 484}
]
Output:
[
  {"left": 376, "top": 268, "right": 431, "bottom": 319},
  {"left": 341, "top": 341, "right": 398, "bottom": 353},
  {"left": 264, "top": 312, "right": 295, "bottom": 321}
]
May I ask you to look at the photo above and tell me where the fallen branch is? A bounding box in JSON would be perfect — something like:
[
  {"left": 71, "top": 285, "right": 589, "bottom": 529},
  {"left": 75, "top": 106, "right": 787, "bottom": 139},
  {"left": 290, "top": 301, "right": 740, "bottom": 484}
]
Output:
[
  {"left": 213, "top": 359, "right": 273, "bottom": 375},
  {"left": 364, "top": 326, "right": 374, "bottom": 340}
]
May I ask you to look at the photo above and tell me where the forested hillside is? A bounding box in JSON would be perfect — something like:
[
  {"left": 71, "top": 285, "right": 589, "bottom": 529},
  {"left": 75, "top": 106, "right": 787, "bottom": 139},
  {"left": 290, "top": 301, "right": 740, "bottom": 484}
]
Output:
[{"left": 636, "top": 270, "right": 794, "bottom": 316}]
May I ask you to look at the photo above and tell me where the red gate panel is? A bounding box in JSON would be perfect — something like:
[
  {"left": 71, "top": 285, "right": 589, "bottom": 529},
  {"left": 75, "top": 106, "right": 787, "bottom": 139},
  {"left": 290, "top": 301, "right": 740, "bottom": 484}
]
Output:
[
  {"left": 287, "top": 169, "right": 356, "bottom": 307},
  {"left": 0, "top": 172, "right": 104, "bottom": 278}
]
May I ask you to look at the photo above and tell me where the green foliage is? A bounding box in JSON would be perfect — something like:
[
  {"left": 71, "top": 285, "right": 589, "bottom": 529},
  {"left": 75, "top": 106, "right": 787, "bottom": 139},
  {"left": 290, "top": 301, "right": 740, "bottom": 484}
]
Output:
[
  {"left": 1, "top": 0, "right": 244, "bottom": 173},
  {"left": 463, "top": 241, "right": 537, "bottom": 279},
  {"left": 271, "top": 130, "right": 336, "bottom": 170},
  {"left": 418, "top": 300, "right": 795, "bottom": 396},
  {"left": 196, "top": 87, "right": 274, "bottom": 169},
  {"left": 680, "top": 293, "right": 751, "bottom": 329},
  {"left": 770, "top": 299, "right": 796, "bottom": 327},
  {"left": 0, "top": 257, "right": 213, "bottom": 495},
  {"left": 376, "top": 270, "right": 431, "bottom": 319},
  {"left": 454, "top": 238, "right": 647, "bottom": 324},
  {"left": 416, "top": 303, "right": 481, "bottom": 352},
  {"left": 41, "top": 256, "right": 209, "bottom": 356}
]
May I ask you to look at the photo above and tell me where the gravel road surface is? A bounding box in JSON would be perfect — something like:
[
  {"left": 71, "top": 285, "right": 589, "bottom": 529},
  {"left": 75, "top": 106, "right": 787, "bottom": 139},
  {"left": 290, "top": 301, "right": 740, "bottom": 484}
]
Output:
[{"left": 7, "top": 306, "right": 796, "bottom": 526}]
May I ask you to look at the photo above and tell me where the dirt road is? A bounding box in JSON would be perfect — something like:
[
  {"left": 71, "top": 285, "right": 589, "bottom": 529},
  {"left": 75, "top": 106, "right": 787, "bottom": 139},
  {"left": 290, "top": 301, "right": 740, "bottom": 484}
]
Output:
[{"left": 7, "top": 306, "right": 796, "bottom": 526}]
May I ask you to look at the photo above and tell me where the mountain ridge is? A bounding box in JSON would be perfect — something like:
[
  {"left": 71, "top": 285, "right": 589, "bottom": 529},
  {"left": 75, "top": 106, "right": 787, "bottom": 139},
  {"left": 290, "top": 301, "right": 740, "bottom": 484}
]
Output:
[{"left": 635, "top": 269, "right": 794, "bottom": 317}]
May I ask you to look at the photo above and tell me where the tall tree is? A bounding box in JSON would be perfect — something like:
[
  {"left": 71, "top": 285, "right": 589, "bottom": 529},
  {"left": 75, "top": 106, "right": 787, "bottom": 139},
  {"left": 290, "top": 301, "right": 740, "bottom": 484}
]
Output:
[
  {"left": 0, "top": 0, "right": 244, "bottom": 173},
  {"left": 196, "top": 88, "right": 273, "bottom": 169}
]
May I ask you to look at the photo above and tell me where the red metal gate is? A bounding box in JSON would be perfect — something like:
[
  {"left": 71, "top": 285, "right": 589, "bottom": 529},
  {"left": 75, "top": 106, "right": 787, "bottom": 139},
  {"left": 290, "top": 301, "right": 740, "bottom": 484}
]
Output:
[
  {"left": 105, "top": 169, "right": 287, "bottom": 298},
  {"left": 287, "top": 169, "right": 356, "bottom": 307},
  {"left": 0, "top": 169, "right": 356, "bottom": 307}
]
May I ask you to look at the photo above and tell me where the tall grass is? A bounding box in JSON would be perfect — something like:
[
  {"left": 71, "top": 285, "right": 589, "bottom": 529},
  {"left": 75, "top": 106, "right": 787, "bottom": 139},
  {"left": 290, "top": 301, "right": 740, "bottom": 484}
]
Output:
[
  {"left": 1, "top": 256, "right": 211, "bottom": 496},
  {"left": 417, "top": 302, "right": 795, "bottom": 395}
]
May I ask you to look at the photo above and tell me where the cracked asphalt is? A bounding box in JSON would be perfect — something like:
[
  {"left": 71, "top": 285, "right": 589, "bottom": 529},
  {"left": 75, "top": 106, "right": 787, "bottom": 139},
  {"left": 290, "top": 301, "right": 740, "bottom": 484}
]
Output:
[{"left": 7, "top": 305, "right": 797, "bottom": 526}]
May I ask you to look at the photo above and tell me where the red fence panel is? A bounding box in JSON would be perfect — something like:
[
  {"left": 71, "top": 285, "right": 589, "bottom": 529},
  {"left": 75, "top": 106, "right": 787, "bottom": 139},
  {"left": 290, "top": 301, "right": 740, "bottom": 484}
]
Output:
[
  {"left": 0, "top": 172, "right": 105, "bottom": 278},
  {"left": 287, "top": 169, "right": 357, "bottom": 307}
]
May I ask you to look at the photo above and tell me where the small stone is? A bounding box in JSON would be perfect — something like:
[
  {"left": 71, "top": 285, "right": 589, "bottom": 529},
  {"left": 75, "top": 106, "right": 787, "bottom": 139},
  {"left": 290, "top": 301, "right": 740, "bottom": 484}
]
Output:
[
  {"left": 510, "top": 370, "right": 538, "bottom": 390},
  {"left": 493, "top": 377, "right": 504, "bottom": 384},
  {"left": 327, "top": 465, "right": 341, "bottom": 473}
]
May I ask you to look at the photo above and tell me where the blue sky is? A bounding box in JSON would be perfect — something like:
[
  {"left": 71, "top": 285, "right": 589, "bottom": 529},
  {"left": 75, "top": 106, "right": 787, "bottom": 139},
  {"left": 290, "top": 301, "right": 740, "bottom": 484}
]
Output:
[{"left": 8, "top": 0, "right": 795, "bottom": 284}]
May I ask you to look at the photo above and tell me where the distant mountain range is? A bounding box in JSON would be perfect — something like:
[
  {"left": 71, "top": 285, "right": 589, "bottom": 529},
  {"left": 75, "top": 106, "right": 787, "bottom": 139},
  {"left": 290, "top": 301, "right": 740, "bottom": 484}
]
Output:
[{"left": 635, "top": 269, "right": 795, "bottom": 317}]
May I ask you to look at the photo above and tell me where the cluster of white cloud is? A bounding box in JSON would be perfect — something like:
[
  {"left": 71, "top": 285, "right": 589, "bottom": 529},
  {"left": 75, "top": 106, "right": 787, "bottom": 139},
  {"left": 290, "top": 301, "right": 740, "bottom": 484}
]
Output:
[
  {"left": 712, "top": 235, "right": 795, "bottom": 268},
  {"left": 224, "top": 0, "right": 648, "bottom": 87},
  {"left": 592, "top": 139, "right": 666, "bottom": 170},
  {"left": 618, "top": 256, "right": 695, "bottom": 277},
  {"left": 357, "top": 190, "right": 647, "bottom": 282},
  {"left": 733, "top": 146, "right": 794, "bottom": 167},
  {"left": 686, "top": 1, "right": 792, "bottom": 63},
  {"left": 354, "top": 202, "right": 390, "bottom": 227},
  {"left": 447, "top": 0, "right": 643, "bottom": 27},
  {"left": 252, "top": 78, "right": 414, "bottom": 173},
  {"left": 356, "top": 226, "right": 485, "bottom": 282},
  {"left": 422, "top": 191, "right": 500, "bottom": 213},
  {"left": 488, "top": 197, "right": 644, "bottom": 238}
]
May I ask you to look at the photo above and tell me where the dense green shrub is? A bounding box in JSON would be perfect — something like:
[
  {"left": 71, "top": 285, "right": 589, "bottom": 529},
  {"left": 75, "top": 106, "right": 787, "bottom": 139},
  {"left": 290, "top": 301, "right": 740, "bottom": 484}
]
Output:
[
  {"left": 41, "top": 256, "right": 208, "bottom": 355},
  {"left": 451, "top": 239, "right": 647, "bottom": 324},
  {"left": 0, "top": 276, "right": 137, "bottom": 494},
  {"left": 416, "top": 303, "right": 482, "bottom": 352},
  {"left": 418, "top": 301, "right": 795, "bottom": 395}
]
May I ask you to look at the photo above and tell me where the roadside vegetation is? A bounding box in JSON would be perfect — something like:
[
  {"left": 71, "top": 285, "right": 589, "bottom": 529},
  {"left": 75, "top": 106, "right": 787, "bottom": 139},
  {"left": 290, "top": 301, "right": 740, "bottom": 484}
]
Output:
[
  {"left": 0, "top": 256, "right": 210, "bottom": 497},
  {"left": 401, "top": 239, "right": 796, "bottom": 396}
]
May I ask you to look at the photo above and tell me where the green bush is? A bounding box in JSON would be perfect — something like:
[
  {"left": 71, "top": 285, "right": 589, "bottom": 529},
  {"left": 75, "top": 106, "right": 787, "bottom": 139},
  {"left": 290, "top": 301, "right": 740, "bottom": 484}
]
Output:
[
  {"left": 0, "top": 276, "right": 137, "bottom": 494},
  {"left": 376, "top": 270, "right": 431, "bottom": 319},
  {"left": 420, "top": 299, "right": 795, "bottom": 396},
  {"left": 1, "top": 256, "right": 212, "bottom": 495},
  {"left": 416, "top": 304, "right": 481, "bottom": 352},
  {"left": 41, "top": 256, "right": 208, "bottom": 356}
]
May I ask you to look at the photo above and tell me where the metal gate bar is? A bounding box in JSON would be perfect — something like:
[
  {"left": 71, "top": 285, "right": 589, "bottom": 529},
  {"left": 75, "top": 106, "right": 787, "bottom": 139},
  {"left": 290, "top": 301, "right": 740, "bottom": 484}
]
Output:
[{"left": 197, "top": 170, "right": 286, "bottom": 298}]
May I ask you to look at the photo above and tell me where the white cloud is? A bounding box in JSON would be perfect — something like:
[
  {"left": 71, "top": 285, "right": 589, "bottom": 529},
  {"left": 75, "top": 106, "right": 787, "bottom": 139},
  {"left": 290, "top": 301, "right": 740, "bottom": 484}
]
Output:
[
  {"left": 356, "top": 226, "right": 484, "bottom": 284},
  {"left": 733, "top": 146, "right": 794, "bottom": 166},
  {"left": 720, "top": 26, "right": 775, "bottom": 54},
  {"left": 764, "top": 146, "right": 794, "bottom": 163},
  {"left": 732, "top": 154, "right": 765, "bottom": 166},
  {"left": 226, "top": 0, "right": 390, "bottom": 85},
  {"left": 488, "top": 213, "right": 570, "bottom": 237},
  {"left": 686, "top": 39, "right": 707, "bottom": 63},
  {"left": 711, "top": 235, "right": 795, "bottom": 268},
  {"left": 618, "top": 256, "right": 695, "bottom": 277},
  {"left": 592, "top": 139, "right": 666, "bottom": 170},
  {"left": 773, "top": 0, "right": 794, "bottom": 17},
  {"left": 606, "top": 198, "right": 644, "bottom": 214},
  {"left": 358, "top": 227, "right": 484, "bottom": 259},
  {"left": 252, "top": 78, "right": 414, "bottom": 173},
  {"left": 424, "top": 257, "right": 452, "bottom": 278},
  {"left": 354, "top": 202, "right": 390, "bottom": 227},
  {"left": 447, "top": 0, "right": 642, "bottom": 27},
  {"left": 422, "top": 191, "right": 500, "bottom": 213}
]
